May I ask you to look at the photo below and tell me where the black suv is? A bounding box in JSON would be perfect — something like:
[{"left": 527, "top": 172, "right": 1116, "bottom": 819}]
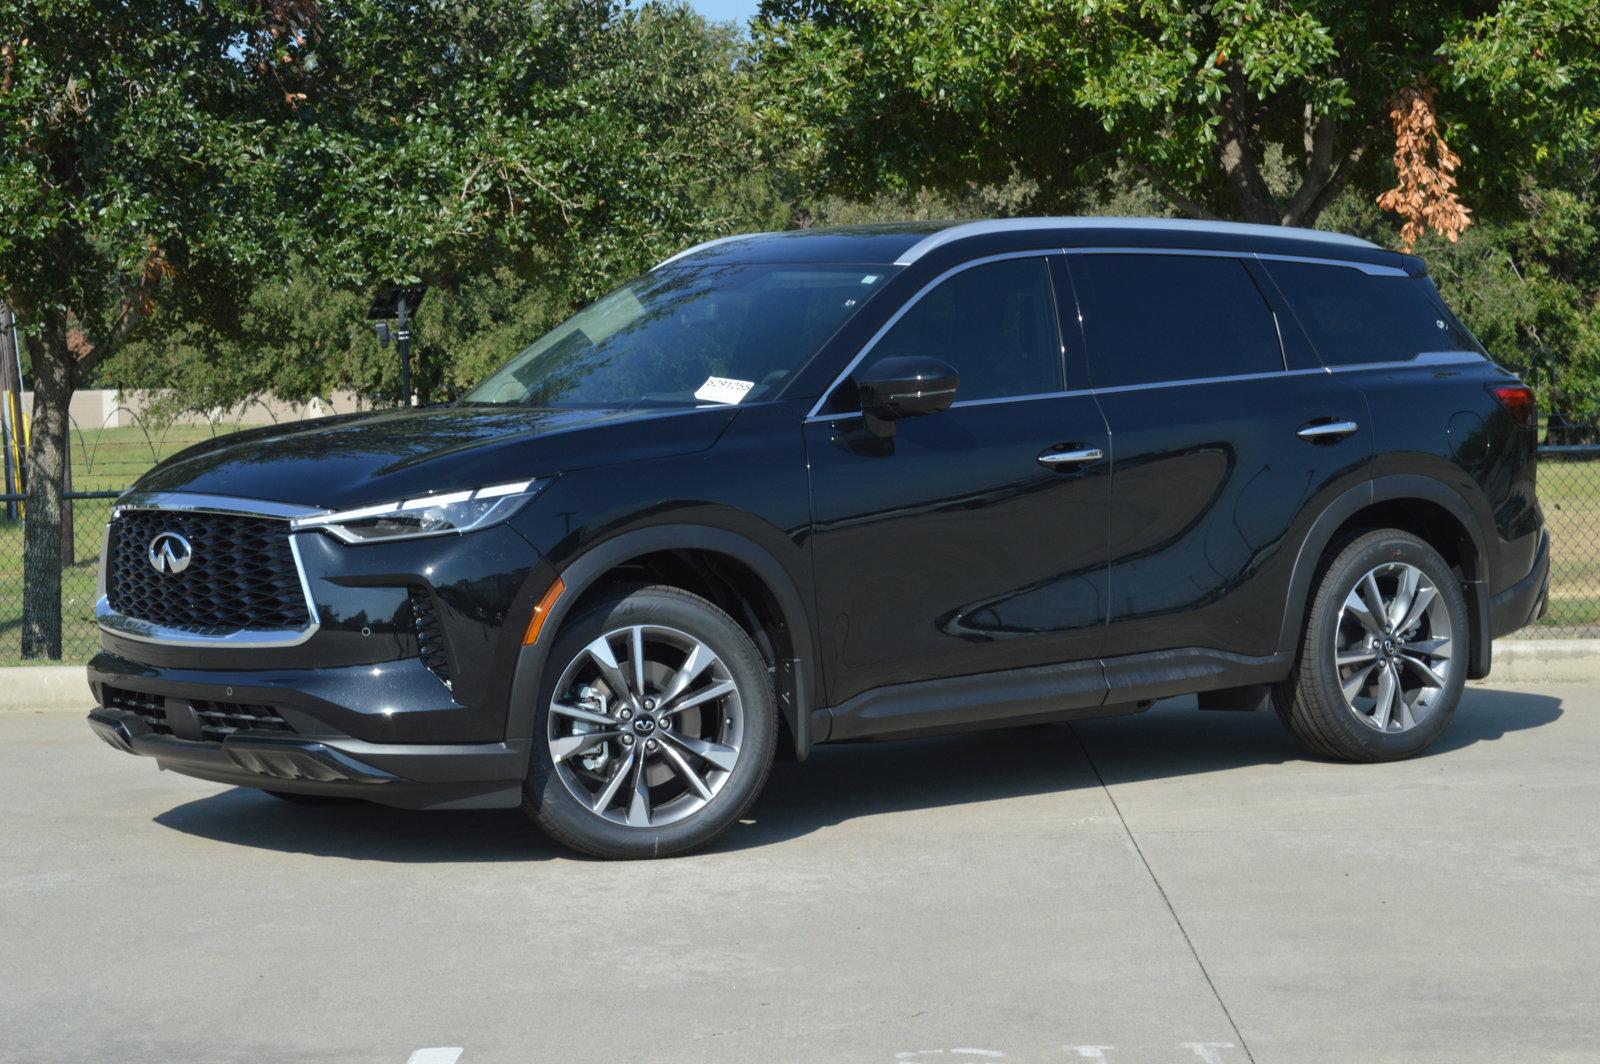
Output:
[{"left": 88, "top": 218, "right": 1549, "bottom": 858}]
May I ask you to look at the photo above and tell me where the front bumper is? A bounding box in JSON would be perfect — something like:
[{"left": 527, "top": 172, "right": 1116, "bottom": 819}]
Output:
[
  {"left": 86, "top": 655, "right": 531, "bottom": 808},
  {"left": 88, "top": 706, "right": 527, "bottom": 809},
  {"left": 1491, "top": 529, "right": 1551, "bottom": 639}
]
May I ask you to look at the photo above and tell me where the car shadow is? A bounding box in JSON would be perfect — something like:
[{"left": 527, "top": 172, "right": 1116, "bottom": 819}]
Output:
[{"left": 153, "top": 686, "right": 1563, "bottom": 862}]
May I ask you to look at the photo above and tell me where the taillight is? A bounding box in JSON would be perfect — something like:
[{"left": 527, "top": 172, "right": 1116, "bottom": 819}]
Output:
[{"left": 1488, "top": 383, "right": 1537, "bottom": 428}]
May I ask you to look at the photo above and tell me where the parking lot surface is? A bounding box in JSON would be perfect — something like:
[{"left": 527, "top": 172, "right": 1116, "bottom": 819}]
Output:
[{"left": 3, "top": 682, "right": 1597, "bottom": 1064}]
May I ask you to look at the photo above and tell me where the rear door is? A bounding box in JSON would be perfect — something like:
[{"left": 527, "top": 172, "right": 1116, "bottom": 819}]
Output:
[
  {"left": 1063, "top": 250, "right": 1373, "bottom": 666},
  {"left": 805, "top": 253, "right": 1111, "bottom": 706}
]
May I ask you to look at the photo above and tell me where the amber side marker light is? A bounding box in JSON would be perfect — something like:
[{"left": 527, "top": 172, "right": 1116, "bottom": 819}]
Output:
[{"left": 522, "top": 576, "right": 566, "bottom": 646}]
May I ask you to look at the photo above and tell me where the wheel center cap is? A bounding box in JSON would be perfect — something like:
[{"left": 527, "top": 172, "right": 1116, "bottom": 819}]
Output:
[
  {"left": 632, "top": 716, "right": 656, "bottom": 735},
  {"left": 1381, "top": 636, "right": 1397, "bottom": 657}
]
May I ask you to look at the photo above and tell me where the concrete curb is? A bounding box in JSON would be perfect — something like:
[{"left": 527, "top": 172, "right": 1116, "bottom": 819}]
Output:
[
  {"left": 0, "top": 666, "right": 89, "bottom": 712},
  {"left": 3, "top": 639, "right": 1597, "bottom": 713},
  {"left": 1476, "top": 639, "right": 1600, "bottom": 685}
]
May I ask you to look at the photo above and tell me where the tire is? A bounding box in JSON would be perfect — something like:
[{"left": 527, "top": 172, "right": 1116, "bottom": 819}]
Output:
[
  {"left": 1274, "top": 529, "right": 1470, "bottom": 762},
  {"left": 523, "top": 585, "right": 778, "bottom": 859},
  {"left": 262, "top": 790, "right": 362, "bottom": 806}
]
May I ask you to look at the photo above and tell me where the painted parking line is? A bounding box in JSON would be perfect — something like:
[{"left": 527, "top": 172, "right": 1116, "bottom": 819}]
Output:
[{"left": 406, "top": 1049, "right": 464, "bottom": 1064}]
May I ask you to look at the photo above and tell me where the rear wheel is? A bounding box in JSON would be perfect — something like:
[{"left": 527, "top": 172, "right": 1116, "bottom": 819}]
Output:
[
  {"left": 1275, "top": 529, "right": 1469, "bottom": 761},
  {"left": 523, "top": 585, "right": 777, "bottom": 859}
]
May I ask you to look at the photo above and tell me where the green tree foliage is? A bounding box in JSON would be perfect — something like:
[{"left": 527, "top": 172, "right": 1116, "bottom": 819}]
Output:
[
  {"left": 106, "top": 1, "right": 782, "bottom": 412},
  {"left": 752, "top": 0, "right": 1600, "bottom": 231}
]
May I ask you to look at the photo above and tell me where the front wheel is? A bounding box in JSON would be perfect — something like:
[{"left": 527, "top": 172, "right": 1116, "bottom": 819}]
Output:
[
  {"left": 523, "top": 585, "right": 778, "bottom": 859},
  {"left": 1275, "top": 529, "right": 1470, "bottom": 762}
]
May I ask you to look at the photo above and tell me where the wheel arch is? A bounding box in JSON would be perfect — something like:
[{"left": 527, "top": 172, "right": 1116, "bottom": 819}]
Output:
[
  {"left": 1277, "top": 475, "right": 1493, "bottom": 679},
  {"left": 506, "top": 525, "right": 819, "bottom": 758}
]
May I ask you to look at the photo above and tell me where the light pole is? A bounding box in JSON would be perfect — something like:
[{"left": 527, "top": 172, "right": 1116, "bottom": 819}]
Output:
[{"left": 367, "top": 284, "right": 428, "bottom": 407}]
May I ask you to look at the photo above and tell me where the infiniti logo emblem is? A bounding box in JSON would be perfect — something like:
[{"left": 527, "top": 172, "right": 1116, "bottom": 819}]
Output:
[{"left": 148, "top": 531, "right": 193, "bottom": 575}]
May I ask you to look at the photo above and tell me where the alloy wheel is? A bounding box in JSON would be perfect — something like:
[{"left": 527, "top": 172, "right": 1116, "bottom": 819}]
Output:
[
  {"left": 546, "top": 624, "right": 745, "bottom": 827},
  {"left": 1333, "top": 561, "right": 1454, "bottom": 734}
]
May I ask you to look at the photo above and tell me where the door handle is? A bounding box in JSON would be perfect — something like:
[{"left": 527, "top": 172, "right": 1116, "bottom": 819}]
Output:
[
  {"left": 1296, "top": 419, "right": 1359, "bottom": 442},
  {"left": 1038, "top": 446, "right": 1104, "bottom": 468}
]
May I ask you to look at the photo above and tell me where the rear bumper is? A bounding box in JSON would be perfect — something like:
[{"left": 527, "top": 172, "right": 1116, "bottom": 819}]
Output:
[
  {"left": 1491, "top": 529, "right": 1551, "bottom": 639},
  {"left": 86, "top": 706, "right": 527, "bottom": 810}
]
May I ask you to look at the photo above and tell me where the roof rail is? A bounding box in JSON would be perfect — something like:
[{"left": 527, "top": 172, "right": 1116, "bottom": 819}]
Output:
[
  {"left": 893, "top": 217, "right": 1380, "bottom": 265},
  {"left": 653, "top": 233, "right": 766, "bottom": 270}
]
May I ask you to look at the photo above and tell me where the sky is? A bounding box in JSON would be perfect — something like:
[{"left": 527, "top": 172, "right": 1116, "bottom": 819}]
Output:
[{"left": 686, "top": 0, "right": 760, "bottom": 26}]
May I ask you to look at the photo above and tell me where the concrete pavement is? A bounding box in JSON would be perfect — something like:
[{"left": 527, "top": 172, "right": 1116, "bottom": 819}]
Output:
[{"left": 2, "top": 682, "right": 1596, "bottom": 1063}]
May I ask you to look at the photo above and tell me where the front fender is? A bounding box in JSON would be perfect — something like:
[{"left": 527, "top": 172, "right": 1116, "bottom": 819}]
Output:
[{"left": 502, "top": 523, "right": 818, "bottom": 757}]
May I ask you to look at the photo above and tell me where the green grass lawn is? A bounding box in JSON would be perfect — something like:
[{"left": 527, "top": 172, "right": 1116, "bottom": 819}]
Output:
[
  {"left": 1, "top": 427, "right": 1598, "bottom": 664},
  {"left": 1537, "top": 456, "right": 1600, "bottom": 632}
]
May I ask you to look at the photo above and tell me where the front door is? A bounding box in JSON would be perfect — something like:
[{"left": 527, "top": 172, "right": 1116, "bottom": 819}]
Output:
[{"left": 805, "top": 253, "right": 1112, "bottom": 706}]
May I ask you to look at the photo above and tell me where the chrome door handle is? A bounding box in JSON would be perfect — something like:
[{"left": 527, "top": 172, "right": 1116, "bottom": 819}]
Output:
[
  {"left": 1297, "top": 420, "right": 1359, "bottom": 441},
  {"left": 1038, "top": 447, "right": 1104, "bottom": 468}
]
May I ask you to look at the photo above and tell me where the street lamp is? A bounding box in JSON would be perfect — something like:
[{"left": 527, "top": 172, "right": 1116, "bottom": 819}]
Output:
[{"left": 367, "top": 284, "right": 428, "bottom": 407}]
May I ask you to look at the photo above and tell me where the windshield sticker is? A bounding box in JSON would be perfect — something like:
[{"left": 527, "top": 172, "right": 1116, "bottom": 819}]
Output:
[{"left": 694, "top": 376, "right": 756, "bottom": 405}]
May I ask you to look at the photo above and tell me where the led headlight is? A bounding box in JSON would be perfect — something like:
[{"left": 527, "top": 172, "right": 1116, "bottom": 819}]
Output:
[{"left": 291, "top": 479, "right": 550, "bottom": 544}]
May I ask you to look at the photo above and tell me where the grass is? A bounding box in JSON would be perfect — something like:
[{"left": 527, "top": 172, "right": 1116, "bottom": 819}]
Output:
[{"left": 1, "top": 428, "right": 1597, "bottom": 664}]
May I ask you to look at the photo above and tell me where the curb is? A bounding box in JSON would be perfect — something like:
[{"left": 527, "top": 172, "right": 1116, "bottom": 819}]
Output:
[
  {"left": 0, "top": 666, "right": 89, "bottom": 712},
  {"left": 1475, "top": 639, "right": 1600, "bottom": 685},
  {"left": 2, "top": 639, "right": 1597, "bottom": 713}
]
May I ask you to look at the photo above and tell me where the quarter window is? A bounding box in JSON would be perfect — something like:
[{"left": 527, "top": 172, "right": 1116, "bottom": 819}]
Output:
[
  {"left": 1070, "top": 254, "right": 1284, "bottom": 388},
  {"left": 1263, "top": 261, "right": 1479, "bottom": 366},
  {"left": 855, "top": 256, "right": 1065, "bottom": 404}
]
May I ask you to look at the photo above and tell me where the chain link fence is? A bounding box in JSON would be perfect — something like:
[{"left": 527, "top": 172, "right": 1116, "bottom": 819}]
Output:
[{"left": 1, "top": 444, "right": 1597, "bottom": 665}]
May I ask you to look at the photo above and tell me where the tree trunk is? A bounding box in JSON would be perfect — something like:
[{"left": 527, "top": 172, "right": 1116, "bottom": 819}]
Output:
[{"left": 20, "top": 314, "right": 75, "bottom": 660}]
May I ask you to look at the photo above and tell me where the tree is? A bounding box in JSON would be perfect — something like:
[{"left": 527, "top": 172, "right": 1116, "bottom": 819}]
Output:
[
  {"left": 0, "top": 1, "right": 306, "bottom": 657},
  {"left": 104, "top": 1, "right": 776, "bottom": 415},
  {"left": 752, "top": 0, "right": 1600, "bottom": 236}
]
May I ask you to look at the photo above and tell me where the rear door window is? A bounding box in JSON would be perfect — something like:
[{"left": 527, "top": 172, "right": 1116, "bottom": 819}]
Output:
[
  {"left": 1262, "top": 260, "right": 1480, "bottom": 366},
  {"left": 1068, "top": 254, "right": 1284, "bottom": 388}
]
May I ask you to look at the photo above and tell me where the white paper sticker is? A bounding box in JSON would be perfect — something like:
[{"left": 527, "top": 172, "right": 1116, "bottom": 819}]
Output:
[{"left": 694, "top": 376, "right": 755, "bottom": 405}]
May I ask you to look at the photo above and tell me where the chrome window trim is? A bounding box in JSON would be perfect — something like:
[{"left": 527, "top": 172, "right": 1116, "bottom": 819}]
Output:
[
  {"left": 97, "top": 493, "right": 326, "bottom": 649},
  {"left": 805, "top": 244, "right": 1438, "bottom": 420},
  {"left": 1062, "top": 246, "right": 1406, "bottom": 278},
  {"left": 804, "top": 249, "right": 1067, "bottom": 420},
  {"left": 893, "top": 217, "right": 1381, "bottom": 266},
  {"left": 1253, "top": 251, "right": 1408, "bottom": 277}
]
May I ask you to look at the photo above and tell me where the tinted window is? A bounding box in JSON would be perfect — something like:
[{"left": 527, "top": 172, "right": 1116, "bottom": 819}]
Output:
[
  {"left": 1263, "top": 261, "right": 1478, "bottom": 366},
  {"left": 858, "top": 256, "right": 1064, "bottom": 403},
  {"left": 467, "top": 263, "right": 893, "bottom": 408},
  {"left": 1069, "top": 254, "right": 1283, "bottom": 388}
]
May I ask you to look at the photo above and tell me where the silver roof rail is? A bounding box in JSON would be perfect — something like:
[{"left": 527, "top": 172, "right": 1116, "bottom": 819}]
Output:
[
  {"left": 893, "top": 217, "right": 1381, "bottom": 266},
  {"left": 653, "top": 233, "right": 767, "bottom": 270}
]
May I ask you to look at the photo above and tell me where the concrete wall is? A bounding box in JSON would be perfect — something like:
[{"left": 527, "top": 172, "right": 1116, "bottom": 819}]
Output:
[{"left": 15, "top": 389, "right": 369, "bottom": 432}]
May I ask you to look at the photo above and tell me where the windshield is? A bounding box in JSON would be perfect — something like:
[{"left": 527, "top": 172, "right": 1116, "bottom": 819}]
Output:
[{"left": 464, "top": 262, "right": 896, "bottom": 408}]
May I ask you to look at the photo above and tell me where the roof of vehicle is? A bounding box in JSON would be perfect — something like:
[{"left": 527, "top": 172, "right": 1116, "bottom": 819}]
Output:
[{"left": 659, "top": 217, "right": 1409, "bottom": 273}]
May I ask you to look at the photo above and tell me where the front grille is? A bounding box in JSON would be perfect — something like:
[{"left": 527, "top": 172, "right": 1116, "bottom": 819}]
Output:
[
  {"left": 103, "top": 686, "right": 170, "bottom": 735},
  {"left": 107, "top": 509, "right": 310, "bottom": 633},
  {"left": 190, "top": 699, "right": 294, "bottom": 742},
  {"left": 408, "top": 587, "right": 453, "bottom": 686}
]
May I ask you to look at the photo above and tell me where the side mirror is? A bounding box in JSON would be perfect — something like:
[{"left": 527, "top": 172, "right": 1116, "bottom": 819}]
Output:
[{"left": 857, "top": 356, "right": 958, "bottom": 437}]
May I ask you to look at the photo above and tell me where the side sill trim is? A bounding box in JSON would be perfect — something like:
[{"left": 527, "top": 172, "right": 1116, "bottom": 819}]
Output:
[{"left": 818, "top": 646, "right": 1295, "bottom": 743}]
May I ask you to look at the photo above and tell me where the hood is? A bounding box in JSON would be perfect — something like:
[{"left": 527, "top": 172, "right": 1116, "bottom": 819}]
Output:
[{"left": 132, "top": 404, "right": 741, "bottom": 510}]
